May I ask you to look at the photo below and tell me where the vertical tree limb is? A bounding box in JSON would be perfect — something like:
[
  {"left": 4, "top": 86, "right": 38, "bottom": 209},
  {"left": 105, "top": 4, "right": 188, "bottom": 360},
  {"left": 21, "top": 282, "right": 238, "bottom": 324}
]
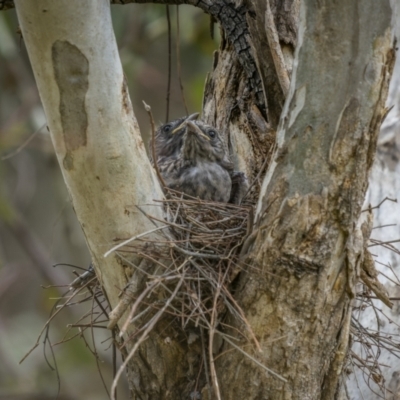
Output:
[{"left": 14, "top": 0, "right": 163, "bottom": 321}]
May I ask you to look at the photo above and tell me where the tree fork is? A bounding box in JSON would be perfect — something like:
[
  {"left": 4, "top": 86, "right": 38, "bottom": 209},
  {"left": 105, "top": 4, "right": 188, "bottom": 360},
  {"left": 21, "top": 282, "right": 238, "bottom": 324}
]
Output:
[
  {"left": 215, "top": 1, "right": 394, "bottom": 399},
  {"left": 10, "top": 0, "right": 395, "bottom": 398}
]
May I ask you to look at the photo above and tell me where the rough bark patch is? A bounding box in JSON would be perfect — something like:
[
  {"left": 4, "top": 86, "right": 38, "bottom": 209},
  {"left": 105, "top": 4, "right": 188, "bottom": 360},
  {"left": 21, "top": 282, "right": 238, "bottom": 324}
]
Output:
[{"left": 52, "top": 40, "right": 89, "bottom": 170}]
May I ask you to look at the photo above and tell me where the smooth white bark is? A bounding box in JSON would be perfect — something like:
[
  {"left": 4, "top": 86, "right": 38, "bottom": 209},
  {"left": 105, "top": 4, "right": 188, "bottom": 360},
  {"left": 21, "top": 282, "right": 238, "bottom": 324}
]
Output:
[{"left": 14, "top": 0, "right": 163, "bottom": 310}]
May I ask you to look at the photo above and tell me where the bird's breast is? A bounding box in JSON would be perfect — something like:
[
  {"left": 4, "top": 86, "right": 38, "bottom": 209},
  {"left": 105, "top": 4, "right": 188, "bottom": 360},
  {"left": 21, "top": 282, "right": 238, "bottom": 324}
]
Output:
[{"left": 175, "top": 161, "right": 232, "bottom": 203}]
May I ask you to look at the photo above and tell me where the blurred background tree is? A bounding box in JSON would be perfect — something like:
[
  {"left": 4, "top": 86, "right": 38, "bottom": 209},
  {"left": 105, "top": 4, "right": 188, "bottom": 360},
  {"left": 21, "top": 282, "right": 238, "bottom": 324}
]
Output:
[{"left": 0, "top": 5, "right": 218, "bottom": 399}]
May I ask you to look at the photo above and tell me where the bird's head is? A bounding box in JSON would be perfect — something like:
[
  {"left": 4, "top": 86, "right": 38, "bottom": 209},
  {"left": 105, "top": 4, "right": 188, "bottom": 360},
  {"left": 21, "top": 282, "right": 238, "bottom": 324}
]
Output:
[
  {"left": 153, "top": 113, "right": 199, "bottom": 159},
  {"left": 182, "top": 121, "right": 226, "bottom": 162}
]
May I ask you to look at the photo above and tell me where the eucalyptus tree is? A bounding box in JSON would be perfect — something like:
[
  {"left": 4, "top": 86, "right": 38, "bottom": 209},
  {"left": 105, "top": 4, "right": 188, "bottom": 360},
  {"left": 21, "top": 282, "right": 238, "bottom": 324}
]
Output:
[{"left": 3, "top": 0, "right": 395, "bottom": 398}]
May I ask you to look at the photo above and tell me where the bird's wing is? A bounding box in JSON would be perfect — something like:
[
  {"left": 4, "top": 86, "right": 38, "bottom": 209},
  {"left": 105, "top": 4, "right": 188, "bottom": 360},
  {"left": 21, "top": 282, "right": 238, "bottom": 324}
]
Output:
[{"left": 219, "top": 159, "right": 234, "bottom": 171}]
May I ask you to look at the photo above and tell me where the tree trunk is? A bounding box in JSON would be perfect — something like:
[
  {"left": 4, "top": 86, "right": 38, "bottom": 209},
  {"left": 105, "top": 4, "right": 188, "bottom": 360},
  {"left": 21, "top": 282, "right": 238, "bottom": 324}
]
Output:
[
  {"left": 214, "top": 1, "right": 393, "bottom": 398},
  {"left": 14, "top": 0, "right": 164, "bottom": 314},
  {"left": 10, "top": 0, "right": 395, "bottom": 399},
  {"left": 347, "top": 14, "right": 400, "bottom": 397}
]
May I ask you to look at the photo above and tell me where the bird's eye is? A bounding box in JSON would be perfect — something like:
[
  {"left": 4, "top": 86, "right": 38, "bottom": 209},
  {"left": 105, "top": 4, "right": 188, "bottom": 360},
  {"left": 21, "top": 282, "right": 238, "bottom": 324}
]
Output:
[
  {"left": 163, "top": 124, "right": 172, "bottom": 133},
  {"left": 208, "top": 130, "right": 216, "bottom": 138}
]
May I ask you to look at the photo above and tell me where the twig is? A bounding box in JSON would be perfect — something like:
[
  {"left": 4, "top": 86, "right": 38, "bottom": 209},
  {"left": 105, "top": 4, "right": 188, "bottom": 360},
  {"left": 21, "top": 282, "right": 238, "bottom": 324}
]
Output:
[
  {"left": 362, "top": 197, "right": 397, "bottom": 212},
  {"left": 209, "top": 272, "right": 222, "bottom": 400},
  {"left": 372, "top": 224, "right": 397, "bottom": 230},
  {"left": 220, "top": 334, "right": 287, "bottom": 383},
  {"left": 111, "top": 274, "right": 184, "bottom": 400},
  {"left": 104, "top": 224, "right": 168, "bottom": 258},
  {"left": 90, "top": 286, "right": 110, "bottom": 398},
  {"left": 1, "top": 122, "right": 45, "bottom": 160},
  {"left": 176, "top": 5, "right": 188, "bottom": 115},
  {"left": 143, "top": 100, "right": 168, "bottom": 188},
  {"left": 200, "top": 326, "right": 211, "bottom": 393},
  {"left": 369, "top": 238, "right": 400, "bottom": 247},
  {"left": 119, "top": 280, "right": 161, "bottom": 336},
  {"left": 19, "top": 276, "right": 97, "bottom": 364},
  {"left": 165, "top": 4, "right": 172, "bottom": 122}
]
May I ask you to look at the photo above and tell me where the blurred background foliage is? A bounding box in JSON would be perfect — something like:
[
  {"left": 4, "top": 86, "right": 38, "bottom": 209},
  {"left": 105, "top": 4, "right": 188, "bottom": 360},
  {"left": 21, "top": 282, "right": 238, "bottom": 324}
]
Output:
[{"left": 0, "top": 4, "right": 219, "bottom": 399}]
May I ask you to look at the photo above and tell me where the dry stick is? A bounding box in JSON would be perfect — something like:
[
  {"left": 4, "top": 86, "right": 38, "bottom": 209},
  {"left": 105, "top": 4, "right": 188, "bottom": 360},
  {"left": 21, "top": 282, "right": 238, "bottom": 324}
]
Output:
[
  {"left": 214, "top": 335, "right": 288, "bottom": 362},
  {"left": 176, "top": 5, "right": 188, "bottom": 115},
  {"left": 60, "top": 307, "right": 95, "bottom": 344},
  {"left": 265, "top": 0, "right": 290, "bottom": 96},
  {"left": 140, "top": 212, "right": 198, "bottom": 235},
  {"left": 219, "top": 334, "right": 288, "bottom": 383},
  {"left": 371, "top": 241, "right": 400, "bottom": 257},
  {"left": 57, "top": 296, "right": 107, "bottom": 345},
  {"left": 68, "top": 324, "right": 108, "bottom": 329},
  {"left": 43, "top": 330, "right": 61, "bottom": 397},
  {"left": 112, "top": 328, "right": 117, "bottom": 398},
  {"left": 350, "top": 309, "right": 400, "bottom": 389},
  {"left": 221, "top": 285, "right": 261, "bottom": 352},
  {"left": 194, "top": 355, "right": 204, "bottom": 396},
  {"left": 165, "top": 4, "right": 172, "bottom": 122},
  {"left": 53, "top": 331, "right": 83, "bottom": 346},
  {"left": 87, "top": 285, "right": 109, "bottom": 321},
  {"left": 90, "top": 287, "right": 110, "bottom": 398},
  {"left": 104, "top": 224, "right": 169, "bottom": 258},
  {"left": 201, "top": 326, "right": 212, "bottom": 394},
  {"left": 372, "top": 223, "right": 397, "bottom": 230},
  {"left": 209, "top": 272, "right": 222, "bottom": 400},
  {"left": 19, "top": 276, "right": 97, "bottom": 364},
  {"left": 128, "top": 304, "right": 153, "bottom": 326},
  {"left": 107, "top": 258, "right": 158, "bottom": 330},
  {"left": 143, "top": 100, "right": 168, "bottom": 189},
  {"left": 119, "top": 280, "right": 161, "bottom": 336},
  {"left": 172, "top": 243, "right": 222, "bottom": 259},
  {"left": 349, "top": 356, "right": 368, "bottom": 400},
  {"left": 364, "top": 296, "right": 400, "bottom": 301},
  {"left": 111, "top": 274, "right": 184, "bottom": 400},
  {"left": 134, "top": 251, "right": 174, "bottom": 274},
  {"left": 362, "top": 196, "right": 397, "bottom": 212},
  {"left": 1, "top": 122, "right": 46, "bottom": 160},
  {"left": 350, "top": 353, "right": 382, "bottom": 396},
  {"left": 384, "top": 263, "right": 400, "bottom": 284},
  {"left": 117, "top": 252, "right": 165, "bottom": 279},
  {"left": 369, "top": 238, "right": 400, "bottom": 247}
]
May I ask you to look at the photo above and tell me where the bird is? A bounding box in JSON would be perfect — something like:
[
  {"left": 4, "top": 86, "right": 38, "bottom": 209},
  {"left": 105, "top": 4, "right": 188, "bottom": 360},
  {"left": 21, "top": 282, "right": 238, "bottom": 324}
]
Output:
[
  {"left": 151, "top": 113, "right": 199, "bottom": 161},
  {"left": 159, "top": 120, "right": 232, "bottom": 203},
  {"left": 153, "top": 116, "right": 248, "bottom": 204}
]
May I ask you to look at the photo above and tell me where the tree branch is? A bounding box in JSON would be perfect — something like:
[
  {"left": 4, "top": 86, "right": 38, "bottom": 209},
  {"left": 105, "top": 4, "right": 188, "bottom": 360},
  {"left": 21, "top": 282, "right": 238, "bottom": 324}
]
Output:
[
  {"left": 14, "top": 0, "right": 164, "bottom": 321},
  {"left": 217, "top": 0, "right": 394, "bottom": 397}
]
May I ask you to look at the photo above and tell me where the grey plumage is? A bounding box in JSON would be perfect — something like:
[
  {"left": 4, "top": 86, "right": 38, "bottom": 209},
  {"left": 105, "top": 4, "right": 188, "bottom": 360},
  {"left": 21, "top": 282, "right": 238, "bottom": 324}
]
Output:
[
  {"left": 229, "top": 170, "right": 248, "bottom": 205},
  {"left": 159, "top": 121, "right": 232, "bottom": 203},
  {"left": 151, "top": 113, "right": 199, "bottom": 161},
  {"left": 153, "top": 117, "right": 248, "bottom": 204}
]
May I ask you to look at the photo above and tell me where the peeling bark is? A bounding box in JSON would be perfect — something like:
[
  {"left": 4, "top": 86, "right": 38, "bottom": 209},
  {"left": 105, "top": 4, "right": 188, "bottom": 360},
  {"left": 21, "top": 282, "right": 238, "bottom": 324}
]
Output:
[{"left": 216, "top": 1, "right": 394, "bottom": 399}]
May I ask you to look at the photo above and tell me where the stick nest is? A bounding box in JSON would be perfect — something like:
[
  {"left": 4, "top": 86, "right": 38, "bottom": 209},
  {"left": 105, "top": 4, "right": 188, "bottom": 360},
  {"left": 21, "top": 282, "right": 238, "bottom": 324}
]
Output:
[{"left": 113, "top": 188, "right": 257, "bottom": 347}]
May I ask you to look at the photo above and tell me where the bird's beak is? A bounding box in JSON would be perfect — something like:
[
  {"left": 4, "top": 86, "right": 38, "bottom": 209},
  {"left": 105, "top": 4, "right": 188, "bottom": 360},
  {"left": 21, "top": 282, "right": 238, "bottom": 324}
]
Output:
[
  {"left": 171, "top": 112, "right": 200, "bottom": 134},
  {"left": 186, "top": 120, "right": 210, "bottom": 141}
]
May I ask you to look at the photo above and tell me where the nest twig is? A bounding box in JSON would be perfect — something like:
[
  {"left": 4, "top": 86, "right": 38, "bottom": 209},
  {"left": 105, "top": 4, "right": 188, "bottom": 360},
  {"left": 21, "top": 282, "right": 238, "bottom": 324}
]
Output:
[{"left": 346, "top": 224, "right": 400, "bottom": 399}]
